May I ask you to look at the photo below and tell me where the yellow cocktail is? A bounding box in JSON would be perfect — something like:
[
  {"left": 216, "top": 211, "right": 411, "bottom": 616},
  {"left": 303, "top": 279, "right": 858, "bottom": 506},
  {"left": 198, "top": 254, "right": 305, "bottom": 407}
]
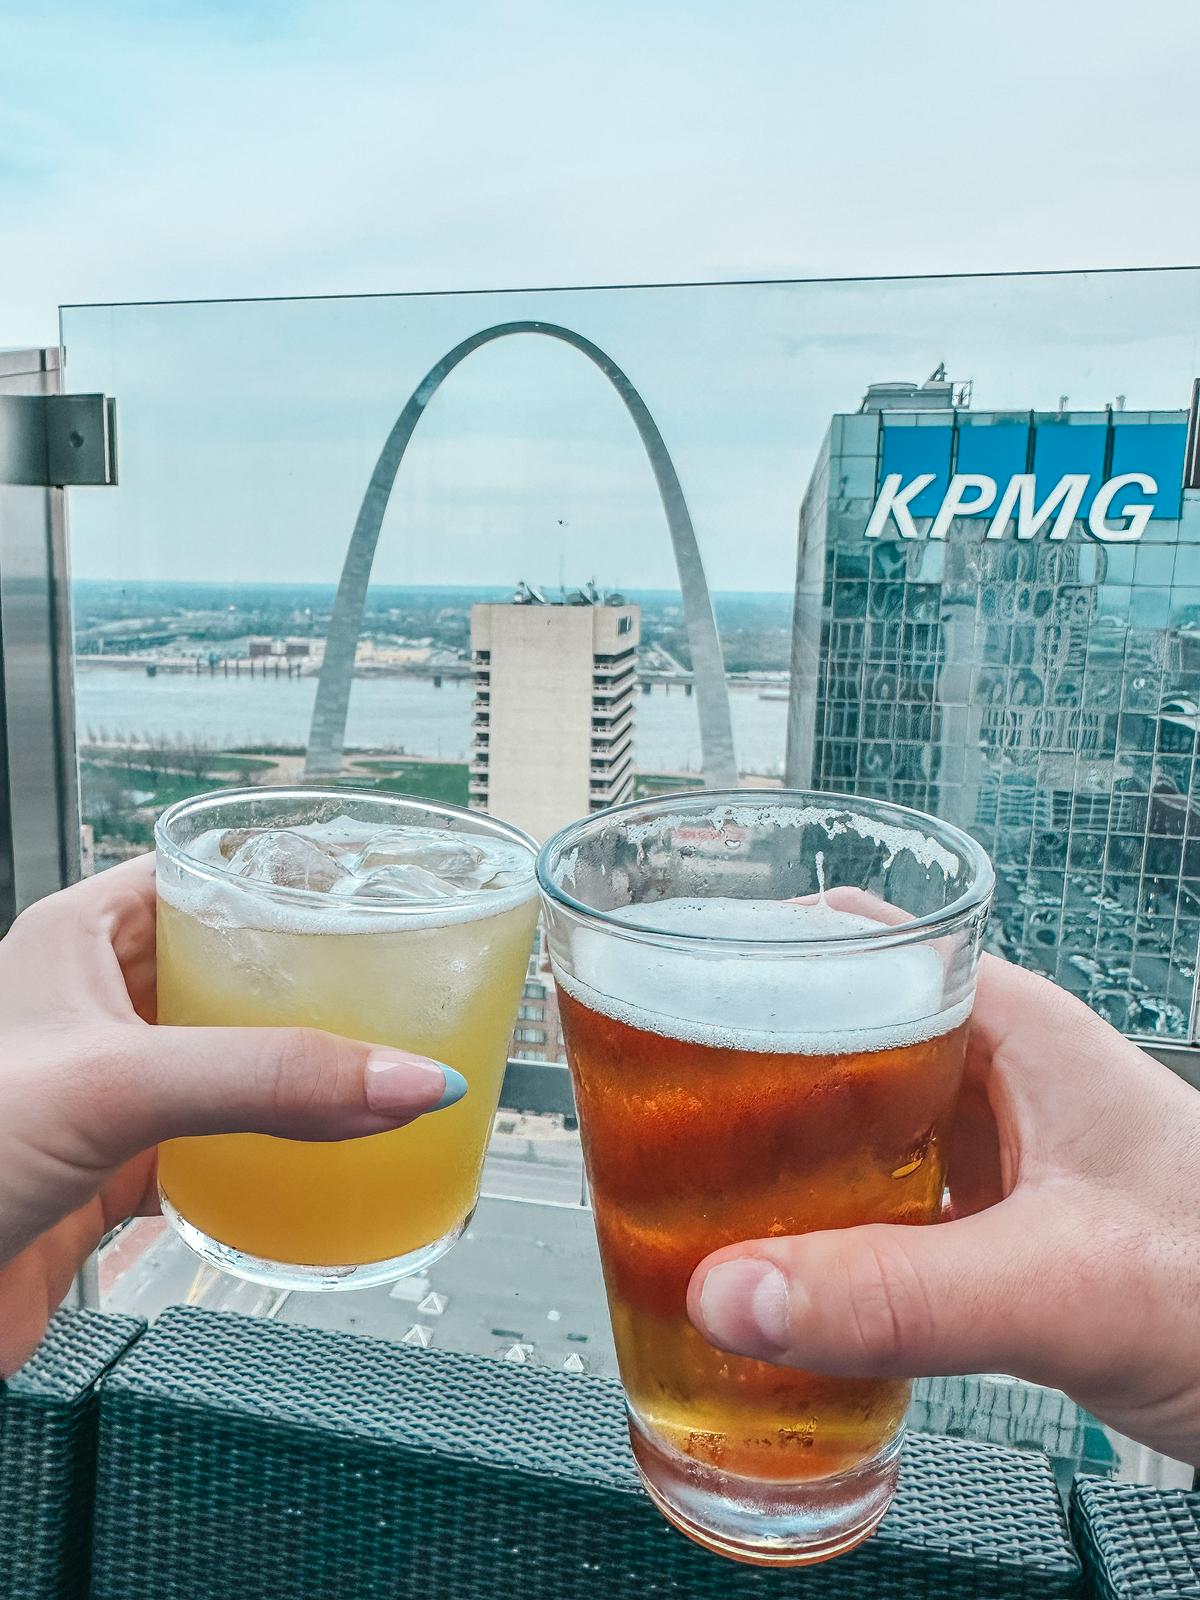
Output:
[{"left": 155, "top": 789, "right": 538, "bottom": 1288}]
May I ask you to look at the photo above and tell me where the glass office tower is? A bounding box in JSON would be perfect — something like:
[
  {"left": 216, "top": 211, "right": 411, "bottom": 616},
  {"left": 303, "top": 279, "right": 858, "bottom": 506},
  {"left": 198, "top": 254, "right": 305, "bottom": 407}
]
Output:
[{"left": 786, "top": 379, "right": 1200, "bottom": 1040}]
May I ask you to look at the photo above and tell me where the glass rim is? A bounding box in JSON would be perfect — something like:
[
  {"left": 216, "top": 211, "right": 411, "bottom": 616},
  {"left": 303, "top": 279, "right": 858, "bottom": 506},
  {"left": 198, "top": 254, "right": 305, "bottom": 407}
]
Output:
[
  {"left": 155, "top": 785, "right": 539, "bottom": 916},
  {"left": 536, "top": 787, "right": 995, "bottom": 955}
]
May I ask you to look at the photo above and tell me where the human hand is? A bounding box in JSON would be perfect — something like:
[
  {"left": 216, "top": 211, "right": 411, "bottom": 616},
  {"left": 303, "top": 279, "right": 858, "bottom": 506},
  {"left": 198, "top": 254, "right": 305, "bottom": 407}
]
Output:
[
  {"left": 0, "top": 856, "right": 460, "bottom": 1375},
  {"left": 689, "top": 949, "right": 1200, "bottom": 1464}
]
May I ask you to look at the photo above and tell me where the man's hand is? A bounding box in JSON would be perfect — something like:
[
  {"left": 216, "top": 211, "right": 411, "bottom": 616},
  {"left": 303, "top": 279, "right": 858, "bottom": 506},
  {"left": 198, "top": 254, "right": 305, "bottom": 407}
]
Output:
[{"left": 689, "top": 954, "right": 1200, "bottom": 1464}]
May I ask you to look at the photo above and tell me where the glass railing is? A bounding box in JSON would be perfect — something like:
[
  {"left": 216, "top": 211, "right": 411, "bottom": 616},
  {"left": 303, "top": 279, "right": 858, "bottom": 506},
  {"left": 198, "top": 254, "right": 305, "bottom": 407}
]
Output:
[
  {"left": 54, "top": 266, "right": 1200, "bottom": 1483},
  {"left": 61, "top": 269, "right": 1200, "bottom": 1046}
]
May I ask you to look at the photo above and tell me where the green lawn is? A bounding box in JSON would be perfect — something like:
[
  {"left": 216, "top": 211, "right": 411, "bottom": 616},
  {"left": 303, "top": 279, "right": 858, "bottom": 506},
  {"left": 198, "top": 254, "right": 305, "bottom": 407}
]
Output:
[
  {"left": 82, "top": 757, "right": 273, "bottom": 804},
  {"left": 84, "top": 766, "right": 218, "bottom": 808},
  {"left": 80, "top": 755, "right": 280, "bottom": 847},
  {"left": 633, "top": 773, "right": 705, "bottom": 799},
  {"left": 83, "top": 751, "right": 698, "bottom": 851},
  {"left": 82, "top": 753, "right": 471, "bottom": 828},
  {"left": 347, "top": 759, "right": 470, "bottom": 807},
  {"left": 205, "top": 754, "right": 277, "bottom": 772},
  {"left": 352, "top": 763, "right": 700, "bottom": 809}
]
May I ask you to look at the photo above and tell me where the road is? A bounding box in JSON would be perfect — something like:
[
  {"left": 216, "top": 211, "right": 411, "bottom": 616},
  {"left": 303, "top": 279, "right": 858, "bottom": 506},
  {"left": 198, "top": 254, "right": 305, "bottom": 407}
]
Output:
[
  {"left": 481, "top": 1133, "right": 587, "bottom": 1206},
  {"left": 104, "top": 1137, "right": 615, "bottom": 1372},
  {"left": 278, "top": 1194, "right": 616, "bottom": 1373}
]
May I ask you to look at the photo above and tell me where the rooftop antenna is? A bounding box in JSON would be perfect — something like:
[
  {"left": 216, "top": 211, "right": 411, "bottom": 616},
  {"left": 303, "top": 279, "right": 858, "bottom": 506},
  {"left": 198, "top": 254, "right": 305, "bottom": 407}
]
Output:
[
  {"left": 1058, "top": 395, "right": 1069, "bottom": 413},
  {"left": 926, "top": 362, "right": 947, "bottom": 384},
  {"left": 1115, "top": 394, "right": 1126, "bottom": 411},
  {"left": 557, "top": 518, "right": 566, "bottom": 601}
]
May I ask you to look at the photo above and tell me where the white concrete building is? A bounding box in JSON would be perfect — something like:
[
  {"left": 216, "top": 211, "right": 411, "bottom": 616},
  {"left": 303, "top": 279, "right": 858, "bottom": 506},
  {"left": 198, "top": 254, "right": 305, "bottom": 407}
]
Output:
[{"left": 469, "top": 589, "right": 639, "bottom": 842}]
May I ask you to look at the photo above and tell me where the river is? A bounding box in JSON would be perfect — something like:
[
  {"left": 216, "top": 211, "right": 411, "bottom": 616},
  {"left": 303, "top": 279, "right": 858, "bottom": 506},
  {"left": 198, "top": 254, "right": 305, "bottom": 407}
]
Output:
[{"left": 75, "top": 665, "right": 790, "bottom": 776}]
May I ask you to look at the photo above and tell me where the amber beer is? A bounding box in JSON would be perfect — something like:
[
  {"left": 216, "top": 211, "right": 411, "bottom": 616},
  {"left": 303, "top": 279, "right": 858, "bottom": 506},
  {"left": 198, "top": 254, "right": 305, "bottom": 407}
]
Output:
[{"left": 538, "top": 794, "right": 992, "bottom": 1567}]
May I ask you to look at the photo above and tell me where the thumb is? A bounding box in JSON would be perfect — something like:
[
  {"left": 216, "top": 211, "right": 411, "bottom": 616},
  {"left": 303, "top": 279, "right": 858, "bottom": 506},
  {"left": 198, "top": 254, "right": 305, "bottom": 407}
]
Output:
[
  {"left": 63, "top": 1022, "right": 467, "bottom": 1163},
  {"left": 687, "top": 1205, "right": 1045, "bottom": 1382}
]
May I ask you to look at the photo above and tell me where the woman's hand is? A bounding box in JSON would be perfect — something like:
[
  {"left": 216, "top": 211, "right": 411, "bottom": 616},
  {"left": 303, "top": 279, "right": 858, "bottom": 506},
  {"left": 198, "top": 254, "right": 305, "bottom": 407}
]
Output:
[
  {"left": 0, "top": 856, "right": 459, "bottom": 1374},
  {"left": 689, "top": 952, "right": 1200, "bottom": 1464}
]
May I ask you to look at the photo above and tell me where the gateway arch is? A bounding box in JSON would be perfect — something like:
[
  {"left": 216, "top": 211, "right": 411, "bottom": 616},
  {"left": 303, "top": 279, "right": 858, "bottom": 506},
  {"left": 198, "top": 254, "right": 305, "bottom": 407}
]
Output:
[{"left": 304, "top": 320, "right": 737, "bottom": 787}]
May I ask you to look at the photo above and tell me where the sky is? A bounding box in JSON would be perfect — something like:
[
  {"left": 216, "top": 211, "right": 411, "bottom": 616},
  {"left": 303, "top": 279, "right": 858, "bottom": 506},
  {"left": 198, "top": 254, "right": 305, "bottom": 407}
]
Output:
[
  {"left": 4, "top": 1, "right": 1200, "bottom": 591},
  {"left": 58, "top": 271, "right": 1200, "bottom": 590}
]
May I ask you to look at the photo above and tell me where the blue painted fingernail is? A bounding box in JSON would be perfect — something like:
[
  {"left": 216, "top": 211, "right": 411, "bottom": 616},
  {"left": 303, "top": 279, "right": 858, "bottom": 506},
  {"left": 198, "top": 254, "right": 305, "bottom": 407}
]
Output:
[
  {"left": 434, "top": 1066, "right": 469, "bottom": 1110},
  {"left": 364, "top": 1053, "right": 468, "bottom": 1117}
]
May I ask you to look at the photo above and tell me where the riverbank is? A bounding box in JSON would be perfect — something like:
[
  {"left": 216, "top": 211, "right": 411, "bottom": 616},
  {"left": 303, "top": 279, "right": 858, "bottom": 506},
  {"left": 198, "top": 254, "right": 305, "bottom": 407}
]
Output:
[
  {"left": 76, "top": 664, "right": 789, "bottom": 776},
  {"left": 80, "top": 744, "right": 716, "bottom": 865}
]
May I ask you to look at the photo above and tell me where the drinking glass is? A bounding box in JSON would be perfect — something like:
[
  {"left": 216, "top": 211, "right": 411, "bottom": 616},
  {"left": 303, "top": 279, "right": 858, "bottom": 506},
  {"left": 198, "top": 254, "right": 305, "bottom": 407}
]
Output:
[
  {"left": 537, "top": 789, "right": 992, "bottom": 1565},
  {"left": 156, "top": 787, "right": 538, "bottom": 1289}
]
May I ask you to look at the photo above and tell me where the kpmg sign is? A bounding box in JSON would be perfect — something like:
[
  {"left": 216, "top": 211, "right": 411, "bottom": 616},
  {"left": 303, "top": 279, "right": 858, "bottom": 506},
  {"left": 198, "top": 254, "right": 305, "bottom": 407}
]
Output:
[
  {"left": 864, "top": 414, "right": 1189, "bottom": 543},
  {"left": 866, "top": 470, "right": 1159, "bottom": 542}
]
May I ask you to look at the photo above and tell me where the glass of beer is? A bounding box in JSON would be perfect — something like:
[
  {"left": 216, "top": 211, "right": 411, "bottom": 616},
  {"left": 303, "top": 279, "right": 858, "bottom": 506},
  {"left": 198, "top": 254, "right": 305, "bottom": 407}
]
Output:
[
  {"left": 537, "top": 790, "right": 992, "bottom": 1567},
  {"left": 155, "top": 787, "right": 538, "bottom": 1289}
]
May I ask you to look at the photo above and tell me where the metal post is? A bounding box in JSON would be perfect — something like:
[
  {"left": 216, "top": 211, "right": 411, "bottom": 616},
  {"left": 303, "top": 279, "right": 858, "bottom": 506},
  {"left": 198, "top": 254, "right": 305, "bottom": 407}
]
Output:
[
  {"left": 1184, "top": 377, "right": 1200, "bottom": 492},
  {"left": 0, "top": 351, "right": 115, "bottom": 918},
  {"left": 65, "top": 1250, "right": 101, "bottom": 1309},
  {"left": 0, "top": 349, "right": 117, "bottom": 1308}
]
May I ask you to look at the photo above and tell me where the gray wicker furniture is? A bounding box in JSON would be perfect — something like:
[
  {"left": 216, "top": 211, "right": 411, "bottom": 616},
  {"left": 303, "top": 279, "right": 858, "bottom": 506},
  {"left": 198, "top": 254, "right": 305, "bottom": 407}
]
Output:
[
  {"left": 1072, "top": 1476, "right": 1200, "bottom": 1600},
  {"left": 89, "top": 1304, "right": 1079, "bottom": 1598},
  {"left": 16, "top": 1303, "right": 1200, "bottom": 1597},
  {"left": 0, "top": 1307, "right": 142, "bottom": 1600}
]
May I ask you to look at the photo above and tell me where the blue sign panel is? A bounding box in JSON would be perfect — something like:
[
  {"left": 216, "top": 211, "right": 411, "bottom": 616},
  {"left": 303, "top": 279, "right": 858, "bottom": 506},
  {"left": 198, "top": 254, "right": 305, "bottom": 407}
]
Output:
[
  {"left": 878, "top": 425, "right": 952, "bottom": 516},
  {"left": 954, "top": 422, "right": 1030, "bottom": 515},
  {"left": 1031, "top": 421, "right": 1108, "bottom": 520},
  {"left": 1110, "top": 422, "right": 1187, "bottom": 519},
  {"left": 869, "top": 411, "right": 1188, "bottom": 540}
]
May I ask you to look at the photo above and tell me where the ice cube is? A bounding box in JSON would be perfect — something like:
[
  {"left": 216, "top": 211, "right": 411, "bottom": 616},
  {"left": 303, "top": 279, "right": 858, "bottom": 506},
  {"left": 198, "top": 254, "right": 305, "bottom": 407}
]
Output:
[
  {"left": 216, "top": 828, "right": 256, "bottom": 861},
  {"left": 225, "top": 829, "right": 350, "bottom": 893},
  {"left": 471, "top": 845, "right": 530, "bottom": 890},
  {"left": 339, "top": 863, "right": 460, "bottom": 901},
  {"left": 351, "top": 828, "right": 488, "bottom": 884},
  {"left": 300, "top": 816, "right": 381, "bottom": 859}
]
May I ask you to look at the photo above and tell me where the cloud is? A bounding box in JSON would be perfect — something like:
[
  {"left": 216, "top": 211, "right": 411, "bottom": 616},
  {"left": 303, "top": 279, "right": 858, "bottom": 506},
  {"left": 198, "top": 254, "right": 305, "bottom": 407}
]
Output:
[
  {"left": 8, "top": 1, "right": 1200, "bottom": 595},
  {"left": 3, "top": 0, "right": 1199, "bottom": 351}
]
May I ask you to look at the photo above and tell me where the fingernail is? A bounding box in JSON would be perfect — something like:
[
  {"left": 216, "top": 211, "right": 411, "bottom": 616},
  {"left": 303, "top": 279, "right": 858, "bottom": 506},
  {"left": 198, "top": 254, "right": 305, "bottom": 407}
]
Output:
[
  {"left": 697, "top": 1258, "right": 792, "bottom": 1359},
  {"left": 364, "top": 1052, "right": 468, "bottom": 1117},
  {"left": 432, "top": 1066, "right": 469, "bottom": 1110}
]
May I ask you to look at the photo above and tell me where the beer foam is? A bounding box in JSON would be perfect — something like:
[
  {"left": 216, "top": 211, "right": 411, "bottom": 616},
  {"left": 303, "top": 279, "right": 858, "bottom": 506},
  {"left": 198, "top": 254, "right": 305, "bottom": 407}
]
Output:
[
  {"left": 158, "top": 818, "right": 536, "bottom": 934},
  {"left": 555, "top": 898, "right": 968, "bottom": 1055}
]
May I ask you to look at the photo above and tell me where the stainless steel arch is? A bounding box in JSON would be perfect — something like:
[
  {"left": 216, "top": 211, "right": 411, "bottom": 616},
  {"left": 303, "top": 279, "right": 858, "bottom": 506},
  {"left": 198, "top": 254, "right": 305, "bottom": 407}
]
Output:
[{"left": 304, "top": 319, "right": 737, "bottom": 785}]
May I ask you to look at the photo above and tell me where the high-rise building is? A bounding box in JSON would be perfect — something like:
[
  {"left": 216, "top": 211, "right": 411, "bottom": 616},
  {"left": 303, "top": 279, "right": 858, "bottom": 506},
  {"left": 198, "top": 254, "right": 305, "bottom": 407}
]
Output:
[
  {"left": 511, "top": 946, "right": 568, "bottom": 1063},
  {"left": 787, "top": 376, "right": 1200, "bottom": 1042},
  {"left": 469, "top": 584, "right": 640, "bottom": 842}
]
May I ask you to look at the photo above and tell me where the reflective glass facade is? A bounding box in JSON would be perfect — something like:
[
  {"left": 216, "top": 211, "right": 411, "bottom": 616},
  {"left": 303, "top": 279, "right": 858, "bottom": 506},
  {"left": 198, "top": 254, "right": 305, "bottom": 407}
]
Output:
[{"left": 788, "top": 394, "right": 1200, "bottom": 1040}]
